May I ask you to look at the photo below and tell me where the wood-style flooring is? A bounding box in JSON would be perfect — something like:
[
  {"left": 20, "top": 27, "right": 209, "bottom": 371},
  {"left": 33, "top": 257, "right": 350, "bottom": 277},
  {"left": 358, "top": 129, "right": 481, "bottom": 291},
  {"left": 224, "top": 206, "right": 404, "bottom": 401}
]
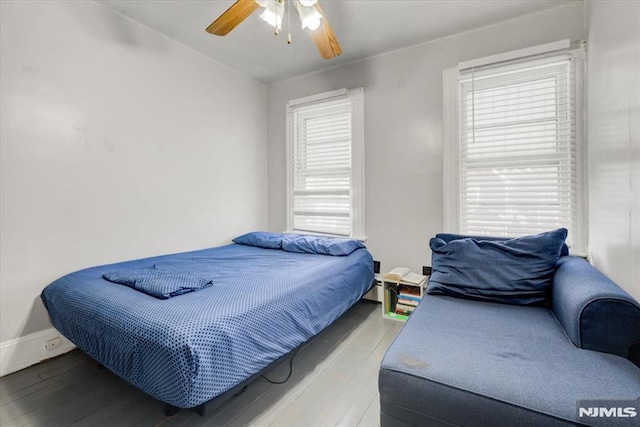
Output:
[{"left": 0, "top": 301, "right": 401, "bottom": 427}]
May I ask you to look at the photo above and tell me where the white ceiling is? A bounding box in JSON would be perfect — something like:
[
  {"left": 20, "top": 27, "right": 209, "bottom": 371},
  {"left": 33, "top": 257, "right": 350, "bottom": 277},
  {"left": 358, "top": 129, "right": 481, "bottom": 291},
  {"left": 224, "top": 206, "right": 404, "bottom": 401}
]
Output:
[{"left": 97, "top": 0, "right": 575, "bottom": 84}]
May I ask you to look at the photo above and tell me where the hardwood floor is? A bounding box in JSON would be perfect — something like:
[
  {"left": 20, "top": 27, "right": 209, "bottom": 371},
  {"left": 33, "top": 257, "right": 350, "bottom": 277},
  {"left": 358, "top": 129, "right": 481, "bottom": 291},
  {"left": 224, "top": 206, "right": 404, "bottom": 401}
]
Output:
[{"left": 0, "top": 301, "right": 401, "bottom": 427}]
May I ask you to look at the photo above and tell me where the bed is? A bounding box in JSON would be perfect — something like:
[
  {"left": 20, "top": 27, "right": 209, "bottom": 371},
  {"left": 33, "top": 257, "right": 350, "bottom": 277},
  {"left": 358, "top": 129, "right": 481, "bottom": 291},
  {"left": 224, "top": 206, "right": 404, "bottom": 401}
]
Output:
[{"left": 41, "top": 233, "right": 374, "bottom": 413}]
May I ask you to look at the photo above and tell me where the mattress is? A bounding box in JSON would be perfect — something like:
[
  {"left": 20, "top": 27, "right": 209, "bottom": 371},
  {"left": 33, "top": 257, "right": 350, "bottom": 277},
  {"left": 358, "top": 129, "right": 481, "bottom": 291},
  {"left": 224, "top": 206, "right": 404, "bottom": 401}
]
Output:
[{"left": 41, "top": 243, "right": 373, "bottom": 408}]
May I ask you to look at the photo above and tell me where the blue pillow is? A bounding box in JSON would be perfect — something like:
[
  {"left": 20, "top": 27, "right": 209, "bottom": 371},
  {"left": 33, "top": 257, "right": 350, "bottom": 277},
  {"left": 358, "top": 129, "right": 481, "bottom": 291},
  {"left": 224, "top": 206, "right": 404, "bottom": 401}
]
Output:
[
  {"left": 282, "top": 234, "right": 365, "bottom": 256},
  {"left": 427, "top": 228, "right": 568, "bottom": 306},
  {"left": 434, "top": 233, "right": 570, "bottom": 257},
  {"left": 232, "top": 232, "right": 284, "bottom": 249}
]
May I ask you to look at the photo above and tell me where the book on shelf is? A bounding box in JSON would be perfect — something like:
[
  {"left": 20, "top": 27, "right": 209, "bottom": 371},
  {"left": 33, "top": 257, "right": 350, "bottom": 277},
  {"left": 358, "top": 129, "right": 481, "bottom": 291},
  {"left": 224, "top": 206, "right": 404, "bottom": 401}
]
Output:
[
  {"left": 395, "top": 303, "right": 415, "bottom": 313},
  {"left": 385, "top": 312, "right": 409, "bottom": 321},
  {"left": 394, "top": 309, "right": 413, "bottom": 317},
  {"left": 398, "top": 285, "right": 421, "bottom": 297},
  {"left": 385, "top": 285, "right": 398, "bottom": 314},
  {"left": 397, "top": 297, "right": 418, "bottom": 307},
  {"left": 383, "top": 267, "right": 427, "bottom": 285}
]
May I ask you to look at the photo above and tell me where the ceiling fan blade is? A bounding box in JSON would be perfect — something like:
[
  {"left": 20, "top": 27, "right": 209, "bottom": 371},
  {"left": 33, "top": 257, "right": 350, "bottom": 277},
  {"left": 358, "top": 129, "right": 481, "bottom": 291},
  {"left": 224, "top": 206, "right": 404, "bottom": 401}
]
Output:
[
  {"left": 309, "top": 2, "right": 342, "bottom": 60},
  {"left": 206, "top": 0, "right": 260, "bottom": 36},
  {"left": 309, "top": 2, "right": 342, "bottom": 59}
]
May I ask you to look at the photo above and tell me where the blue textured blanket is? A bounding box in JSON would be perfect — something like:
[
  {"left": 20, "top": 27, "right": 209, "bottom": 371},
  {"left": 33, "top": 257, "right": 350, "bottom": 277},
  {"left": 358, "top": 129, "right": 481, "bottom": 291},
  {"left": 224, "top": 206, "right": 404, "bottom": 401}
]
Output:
[
  {"left": 102, "top": 267, "right": 213, "bottom": 299},
  {"left": 41, "top": 243, "right": 373, "bottom": 408}
]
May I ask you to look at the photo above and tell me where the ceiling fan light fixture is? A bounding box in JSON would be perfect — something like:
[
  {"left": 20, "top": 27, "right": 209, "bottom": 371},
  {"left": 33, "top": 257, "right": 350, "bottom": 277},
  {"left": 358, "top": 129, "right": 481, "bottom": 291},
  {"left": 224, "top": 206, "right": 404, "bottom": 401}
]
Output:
[
  {"left": 259, "top": 0, "right": 285, "bottom": 30},
  {"left": 206, "top": 0, "right": 341, "bottom": 60},
  {"left": 295, "top": 3, "right": 323, "bottom": 31}
]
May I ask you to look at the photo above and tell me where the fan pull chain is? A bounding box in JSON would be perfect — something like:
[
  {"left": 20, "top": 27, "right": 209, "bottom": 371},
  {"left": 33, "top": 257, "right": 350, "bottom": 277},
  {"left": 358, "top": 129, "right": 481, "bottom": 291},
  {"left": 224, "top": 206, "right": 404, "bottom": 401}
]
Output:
[
  {"left": 274, "top": 0, "right": 281, "bottom": 35},
  {"left": 287, "top": 0, "right": 292, "bottom": 44}
]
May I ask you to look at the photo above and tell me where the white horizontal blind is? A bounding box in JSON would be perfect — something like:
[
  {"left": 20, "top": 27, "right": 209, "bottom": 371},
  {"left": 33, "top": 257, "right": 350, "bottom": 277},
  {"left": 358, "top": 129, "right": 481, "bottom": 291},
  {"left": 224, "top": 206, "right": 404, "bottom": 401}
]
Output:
[
  {"left": 290, "top": 97, "right": 353, "bottom": 236},
  {"left": 459, "top": 55, "right": 577, "bottom": 246}
]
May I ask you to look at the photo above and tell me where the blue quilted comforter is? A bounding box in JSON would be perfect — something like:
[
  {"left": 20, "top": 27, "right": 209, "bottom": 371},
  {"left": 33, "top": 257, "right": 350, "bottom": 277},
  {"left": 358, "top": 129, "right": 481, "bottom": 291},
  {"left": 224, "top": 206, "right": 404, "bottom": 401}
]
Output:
[{"left": 41, "top": 243, "right": 373, "bottom": 408}]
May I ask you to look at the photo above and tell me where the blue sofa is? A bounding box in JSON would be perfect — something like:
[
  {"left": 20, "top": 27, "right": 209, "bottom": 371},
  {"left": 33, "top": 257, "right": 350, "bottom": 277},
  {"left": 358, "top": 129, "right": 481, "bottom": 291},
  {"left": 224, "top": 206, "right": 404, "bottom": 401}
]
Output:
[{"left": 379, "top": 235, "right": 640, "bottom": 426}]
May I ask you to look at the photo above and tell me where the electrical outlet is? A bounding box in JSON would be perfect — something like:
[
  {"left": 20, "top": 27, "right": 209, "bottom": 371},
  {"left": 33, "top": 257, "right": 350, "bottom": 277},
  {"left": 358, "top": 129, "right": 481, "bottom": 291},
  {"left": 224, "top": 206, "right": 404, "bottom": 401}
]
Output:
[
  {"left": 422, "top": 266, "right": 432, "bottom": 276},
  {"left": 45, "top": 337, "right": 61, "bottom": 351}
]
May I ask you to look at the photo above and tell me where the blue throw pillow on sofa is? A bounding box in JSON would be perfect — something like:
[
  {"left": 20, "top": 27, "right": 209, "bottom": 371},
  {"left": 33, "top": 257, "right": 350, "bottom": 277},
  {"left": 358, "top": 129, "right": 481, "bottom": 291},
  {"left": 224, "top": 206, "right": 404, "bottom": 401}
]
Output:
[{"left": 427, "top": 228, "right": 568, "bottom": 306}]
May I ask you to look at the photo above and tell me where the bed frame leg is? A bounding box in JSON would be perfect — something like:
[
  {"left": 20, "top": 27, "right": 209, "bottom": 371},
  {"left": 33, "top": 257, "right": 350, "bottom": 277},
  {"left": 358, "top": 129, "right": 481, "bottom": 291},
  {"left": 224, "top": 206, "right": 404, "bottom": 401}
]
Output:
[
  {"left": 165, "top": 403, "right": 180, "bottom": 417},
  {"left": 194, "top": 404, "right": 207, "bottom": 417}
]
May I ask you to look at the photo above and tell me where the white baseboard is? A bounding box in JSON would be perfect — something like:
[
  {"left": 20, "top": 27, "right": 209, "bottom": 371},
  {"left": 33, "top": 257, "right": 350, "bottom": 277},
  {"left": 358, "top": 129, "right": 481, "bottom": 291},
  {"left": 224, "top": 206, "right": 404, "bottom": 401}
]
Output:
[{"left": 0, "top": 328, "right": 76, "bottom": 377}]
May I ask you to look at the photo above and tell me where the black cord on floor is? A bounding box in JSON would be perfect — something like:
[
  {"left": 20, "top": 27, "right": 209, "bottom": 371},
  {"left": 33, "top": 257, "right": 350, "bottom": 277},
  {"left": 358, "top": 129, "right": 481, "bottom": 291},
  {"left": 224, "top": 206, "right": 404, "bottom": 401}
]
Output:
[{"left": 260, "top": 351, "right": 296, "bottom": 384}]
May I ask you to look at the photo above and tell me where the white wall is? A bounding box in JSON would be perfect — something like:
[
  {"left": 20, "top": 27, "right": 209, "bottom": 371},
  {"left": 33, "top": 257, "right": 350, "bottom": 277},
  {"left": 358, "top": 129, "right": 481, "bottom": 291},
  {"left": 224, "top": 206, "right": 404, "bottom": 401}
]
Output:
[
  {"left": 267, "top": 2, "right": 585, "bottom": 274},
  {"left": 586, "top": 1, "right": 640, "bottom": 301},
  {"left": 0, "top": 1, "right": 267, "bottom": 345}
]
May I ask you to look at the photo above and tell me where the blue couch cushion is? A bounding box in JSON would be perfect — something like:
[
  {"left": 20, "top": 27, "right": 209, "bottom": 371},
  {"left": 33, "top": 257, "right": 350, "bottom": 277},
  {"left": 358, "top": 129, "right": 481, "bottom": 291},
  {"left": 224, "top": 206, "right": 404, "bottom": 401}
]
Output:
[
  {"left": 427, "top": 228, "right": 567, "bottom": 306},
  {"left": 379, "top": 294, "right": 640, "bottom": 426},
  {"left": 281, "top": 234, "right": 365, "bottom": 256}
]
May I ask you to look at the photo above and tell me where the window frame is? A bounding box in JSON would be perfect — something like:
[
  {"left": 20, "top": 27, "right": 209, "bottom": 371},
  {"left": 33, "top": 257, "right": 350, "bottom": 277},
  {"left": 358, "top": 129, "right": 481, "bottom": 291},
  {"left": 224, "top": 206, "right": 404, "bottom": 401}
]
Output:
[
  {"left": 285, "top": 87, "right": 365, "bottom": 240},
  {"left": 443, "top": 41, "right": 587, "bottom": 254}
]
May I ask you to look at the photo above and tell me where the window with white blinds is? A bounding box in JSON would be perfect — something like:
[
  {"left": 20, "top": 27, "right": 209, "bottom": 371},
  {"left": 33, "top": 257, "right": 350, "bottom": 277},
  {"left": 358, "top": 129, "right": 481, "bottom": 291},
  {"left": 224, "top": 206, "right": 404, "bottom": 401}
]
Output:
[
  {"left": 286, "top": 88, "right": 365, "bottom": 238},
  {"left": 444, "top": 44, "right": 586, "bottom": 252}
]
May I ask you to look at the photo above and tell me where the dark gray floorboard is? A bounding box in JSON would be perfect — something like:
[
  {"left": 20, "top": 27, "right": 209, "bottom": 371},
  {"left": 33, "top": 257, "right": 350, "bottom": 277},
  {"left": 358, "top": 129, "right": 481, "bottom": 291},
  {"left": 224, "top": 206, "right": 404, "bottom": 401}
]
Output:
[
  {"left": 0, "top": 301, "right": 397, "bottom": 427},
  {"left": 1, "top": 363, "right": 92, "bottom": 408},
  {"left": 0, "top": 352, "right": 87, "bottom": 401}
]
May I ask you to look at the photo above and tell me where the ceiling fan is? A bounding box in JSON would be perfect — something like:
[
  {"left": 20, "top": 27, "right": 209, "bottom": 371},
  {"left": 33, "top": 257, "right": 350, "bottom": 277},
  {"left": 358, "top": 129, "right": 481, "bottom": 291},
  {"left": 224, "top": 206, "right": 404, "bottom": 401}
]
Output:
[{"left": 206, "top": 0, "right": 342, "bottom": 60}]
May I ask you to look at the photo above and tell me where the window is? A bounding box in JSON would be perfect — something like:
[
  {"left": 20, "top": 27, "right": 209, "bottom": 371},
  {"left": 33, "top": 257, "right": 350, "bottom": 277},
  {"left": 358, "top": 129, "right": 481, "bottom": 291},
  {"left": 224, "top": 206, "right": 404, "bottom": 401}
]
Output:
[
  {"left": 444, "top": 41, "right": 586, "bottom": 252},
  {"left": 286, "top": 88, "right": 365, "bottom": 239}
]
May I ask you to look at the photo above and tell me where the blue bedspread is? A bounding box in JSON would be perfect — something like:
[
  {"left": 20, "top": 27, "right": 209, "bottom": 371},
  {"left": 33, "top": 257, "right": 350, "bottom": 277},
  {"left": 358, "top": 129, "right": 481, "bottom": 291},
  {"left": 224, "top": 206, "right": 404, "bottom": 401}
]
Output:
[{"left": 41, "top": 244, "right": 373, "bottom": 408}]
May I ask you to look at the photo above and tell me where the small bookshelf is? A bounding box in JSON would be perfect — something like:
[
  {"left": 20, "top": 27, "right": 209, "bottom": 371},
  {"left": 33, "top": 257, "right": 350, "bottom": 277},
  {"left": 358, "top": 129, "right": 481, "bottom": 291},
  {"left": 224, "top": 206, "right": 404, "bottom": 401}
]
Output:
[{"left": 382, "top": 275, "right": 427, "bottom": 322}]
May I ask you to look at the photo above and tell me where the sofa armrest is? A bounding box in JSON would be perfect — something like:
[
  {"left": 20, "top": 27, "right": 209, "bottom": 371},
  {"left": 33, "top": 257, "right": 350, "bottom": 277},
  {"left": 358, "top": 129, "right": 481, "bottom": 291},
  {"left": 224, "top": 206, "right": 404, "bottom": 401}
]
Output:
[{"left": 552, "top": 256, "right": 640, "bottom": 365}]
